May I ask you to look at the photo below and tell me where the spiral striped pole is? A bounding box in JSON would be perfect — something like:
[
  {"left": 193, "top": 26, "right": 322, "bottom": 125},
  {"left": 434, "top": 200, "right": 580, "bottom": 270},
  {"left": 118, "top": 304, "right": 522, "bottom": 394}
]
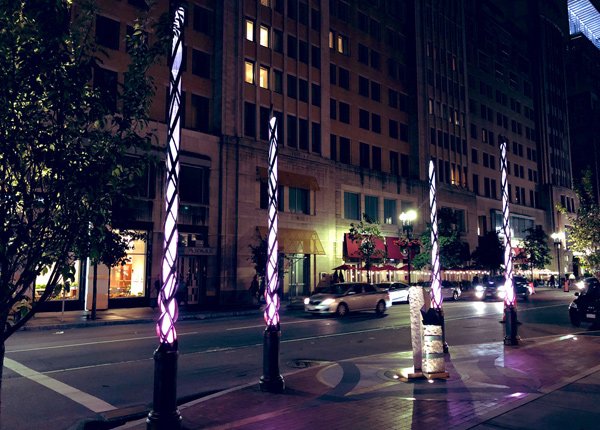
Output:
[
  {"left": 429, "top": 160, "right": 448, "bottom": 353},
  {"left": 147, "top": 4, "right": 184, "bottom": 429},
  {"left": 500, "top": 136, "right": 519, "bottom": 345},
  {"left": 259, "top": 113, "right": 285, "bottom": 392}
]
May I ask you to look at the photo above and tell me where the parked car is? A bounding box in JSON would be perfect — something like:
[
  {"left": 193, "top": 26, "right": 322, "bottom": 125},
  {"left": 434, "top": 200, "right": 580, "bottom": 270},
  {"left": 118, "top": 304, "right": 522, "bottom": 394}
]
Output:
[
  {"left": 569, "top": 277, "right": 600, "bottom": 327},
  {"left": 376, "top": 281, "right": 410, "bottom": 304},
  {"left": 419, "top": 280, "right": 462, "bottom": 301},
  {"left": 473, "top": 276, "right": 530, "bottom": 301},
  {"left": 304, "top": 282, "right": 391, "bottom": 317}
]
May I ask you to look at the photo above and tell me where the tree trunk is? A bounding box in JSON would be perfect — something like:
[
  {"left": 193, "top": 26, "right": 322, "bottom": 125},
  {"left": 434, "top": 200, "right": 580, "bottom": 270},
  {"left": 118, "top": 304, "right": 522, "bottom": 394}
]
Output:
[{"left": 91, "top": 262, "right": 98, "bottom": 320}]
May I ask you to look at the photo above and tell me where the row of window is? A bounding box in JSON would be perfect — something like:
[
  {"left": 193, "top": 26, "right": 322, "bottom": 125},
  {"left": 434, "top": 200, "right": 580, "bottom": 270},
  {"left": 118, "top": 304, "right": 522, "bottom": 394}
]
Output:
[
  {"left": 343, "top": 191, "right": 410, "bottom": 224},
  {"left": 428, "top": 99, "right": 464, "bottom": 126},
  {"left": 432, "top": 158, "right": 468, "bottom": 188},
  {"left": 472, "top": 175, "right": 539, "bottom": 208},
  {"left": 330, "top": 135, "right": 409, "bottom": 177},
  {"left": 430, "top": 129, "right": 468, "bottom": 155},
  {"left": 259, "top": 183, "right": 311, "bottom": 215}
]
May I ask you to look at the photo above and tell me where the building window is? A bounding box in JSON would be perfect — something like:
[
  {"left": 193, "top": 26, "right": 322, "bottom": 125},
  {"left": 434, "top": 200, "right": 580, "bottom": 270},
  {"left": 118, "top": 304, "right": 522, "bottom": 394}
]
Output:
[
  {"left": 340, "top": 137, "right": 351, "bottom": 164},
  {"left": 339, "top": 102, "right": 350, "bottom": 124},
  {"left": 360, "top": 142, "right": 370, "bottom": 168},
  {"left": 244, "top": 61, "right": 254, "bottom": 84},
  {"left": 365, "top": 195, "right": 379, "bottom": 222},
  {"left": 371, "top": 82, "right": 381, "bottom": 102},
  {"left": 372, "top": 114, "right": 381, "bottom": 134},
  {"left": 330, "top": 134, "right": 337, "bottom": 161},
  {"left": 389, "top": 120, "right": 398, "bottom": 139},
  {"left": 372, "top": 146, "right": 381, "bottom": 171},
  {"left": 287, "top": 35, "right": 297, "bottom": 58},
  {"left": 193, "top": 6, "right": 214, "bottom": 35},
  {"left": 244, "top": 102, "right": 256, "bottom": 137},
  {"left": 259, "top": 66, "right": 269, "bottom": 88},
  {"left": 299, "top": 118, "right": 308, "bottom": 150},
  {"left": 259, "top": 107, "right": 270, "bottom": 140},
  {"left": 260, "top": 182, "right": 284, "bottom": 211},
  {"left": 359, "top": 76, "right": 369, "bottom": 97},
  {"left": 192, "top": 49, "right": 210, "bottom": 79},
  {"left": 330, "top": 98, "right": 337, "bottom": 119},
  {"left": 289, "top": 187, "right": 310, "bottom": 214},
  {"left": 359, "top": 109, "right": 369, "bottom": 130},
  {"left": 339, "top": 67, "right": 350, "bottom": 90},
  {"left": 298, "top": 78, "right": 308, "bottom": 102},
  {"left": 336, "top": 34, "right": 349, "bottom": 54},
  {"left": 311, "top": 45, "right": 321, "bottom": 69},
  {"left": 358, "top": 44, "right": 369, "bottom": 64},
  {"left": 259, "top": 25, "right": 269, "bottom": 47},
  {"left": 273, "top": 69, "right": 283, "bottom": 93},
  {"left": 96, "top": 15, "right": 120, "bottom": 50},
  {"left": 109, "top": 234, "right": 147, "bottom": 298},
  {"left": 344, "top": 192, "right": 360, "bottom": 220},
  {"left": 245, "top": 19, "right": 254, "bottom": 41},
  {"left": 311, "top": 83, "right": 321, "bottom": 107},
  {"left": 472, "top": 174, "right": 479, "bottom": 195},
  {"left": 287, "top": 74, "right": 297, "bottom": 98},
  {"left": 287, "top": 114, "right": 297, "bottom": 147},
  {"left": 299, "top": 40, "right": 308, "bottom": 63},
  {"left": 260, "top": 0, "right": 271, "bottom": 6},
  {"left": 390, "top": 151, "right": 399, "bottom": 175},
  {"left": 191, "top": 94, "right": 209, "bottom": 133},
  {"left": 384, "top": 199, "right": 396, "bottom": 225},
  {"left": 312, "top": 122, "right": 321, "bottom": 154},
  {"left": 273, "top": 29, "right": 283, "bottom": 52},
  {"left": 94, "top": 66, "right": 118, "bottom": 112}
]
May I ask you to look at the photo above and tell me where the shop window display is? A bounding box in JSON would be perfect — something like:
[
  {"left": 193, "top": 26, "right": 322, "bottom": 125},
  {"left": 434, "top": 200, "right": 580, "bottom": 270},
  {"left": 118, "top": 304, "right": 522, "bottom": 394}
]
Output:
[{"left": 109, "top": 236, "right": 147, "bottom": 298}]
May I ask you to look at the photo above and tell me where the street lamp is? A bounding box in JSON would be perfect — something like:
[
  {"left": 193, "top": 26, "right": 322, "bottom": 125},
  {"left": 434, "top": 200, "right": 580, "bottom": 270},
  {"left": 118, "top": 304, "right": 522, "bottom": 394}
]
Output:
[
  {"left": 399, "top": 210, "right": 417, "bottom": 285},
  {"left": 551, "top": 231, "right": 565, "bottom": 288}
]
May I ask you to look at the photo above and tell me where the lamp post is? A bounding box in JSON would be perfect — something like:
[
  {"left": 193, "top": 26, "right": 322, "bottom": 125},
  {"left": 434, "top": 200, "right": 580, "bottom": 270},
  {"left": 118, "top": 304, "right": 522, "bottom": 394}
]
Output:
[
  {"left": 551, "top": 232, "right": 564, "bottom": 288},
  {"left": 147, "top": 3, "right": 184, "bottom": 429},
  {"left": 400, "top": 210, "right": 417, "bottom": 285}
]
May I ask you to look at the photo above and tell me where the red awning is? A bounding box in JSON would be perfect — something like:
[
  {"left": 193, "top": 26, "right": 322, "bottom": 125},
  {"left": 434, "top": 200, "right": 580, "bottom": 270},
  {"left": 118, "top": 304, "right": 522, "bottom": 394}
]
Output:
[
  {"left": 386, "top": 236, "right": 403, "bottom": 260},
  {"left": 344, "top": 234, "right": 386, "bottom": 259}
]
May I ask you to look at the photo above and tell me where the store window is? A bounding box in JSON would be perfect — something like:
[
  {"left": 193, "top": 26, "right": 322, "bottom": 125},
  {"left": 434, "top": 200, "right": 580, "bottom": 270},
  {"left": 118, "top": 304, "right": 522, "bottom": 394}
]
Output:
[
  {"left": 109, "top": 234, "right": 147, "bottom": 298},
  {"left": 35, "top": 263, "right": 82, "bottom": 301}
]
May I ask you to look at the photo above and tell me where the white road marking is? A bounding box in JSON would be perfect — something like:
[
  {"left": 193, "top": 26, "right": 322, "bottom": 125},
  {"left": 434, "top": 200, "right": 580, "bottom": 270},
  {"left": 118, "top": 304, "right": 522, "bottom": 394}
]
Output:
[
  {"left": 227, "top": 319, "right": 319, "bottom": 331},
  {"left": 4, "top": 358, "right": 117, "bottom": 413}
]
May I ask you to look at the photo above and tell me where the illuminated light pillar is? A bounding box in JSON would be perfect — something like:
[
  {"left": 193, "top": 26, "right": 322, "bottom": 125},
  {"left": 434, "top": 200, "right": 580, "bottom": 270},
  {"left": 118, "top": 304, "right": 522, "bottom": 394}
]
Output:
[
  {"left": 429, "top": 160, "right": 448, "bottom": 354},
  {"left": 147, "top": 4, "right": 184, "bottom": 429},
  {"left": 259, "top": 114, "right": 285, "bottom": 393},
  {"left": 500, "top": 136, "right": 519, "bottom": 346}
]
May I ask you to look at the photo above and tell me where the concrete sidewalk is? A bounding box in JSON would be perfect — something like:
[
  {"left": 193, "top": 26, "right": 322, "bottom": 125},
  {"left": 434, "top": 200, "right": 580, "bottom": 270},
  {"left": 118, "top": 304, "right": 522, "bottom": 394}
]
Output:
[{"left": 112, "top": 331, "right": 600, "bottom": 430}]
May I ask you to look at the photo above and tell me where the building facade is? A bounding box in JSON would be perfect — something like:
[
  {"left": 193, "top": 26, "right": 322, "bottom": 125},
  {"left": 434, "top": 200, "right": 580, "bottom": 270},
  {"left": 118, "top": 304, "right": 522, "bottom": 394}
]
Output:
[{"left": 44, "top": 0, "right": 582, "bottom": 311}]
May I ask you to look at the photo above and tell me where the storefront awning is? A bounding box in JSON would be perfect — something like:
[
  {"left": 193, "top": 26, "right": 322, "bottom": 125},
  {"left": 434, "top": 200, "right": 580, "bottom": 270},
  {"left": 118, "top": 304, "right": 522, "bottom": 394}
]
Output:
[
  {"left": 256, "top": 167, "right": 320, "bottom": 190},
  {"left": 344, "top": 233, "right": 386, "bottom": 259},
  {"left": 386, "top": 236, "right": 403, "bottom": 260},
  {"left": 258, "top": 227, "right": 325, "bottom": 255}
]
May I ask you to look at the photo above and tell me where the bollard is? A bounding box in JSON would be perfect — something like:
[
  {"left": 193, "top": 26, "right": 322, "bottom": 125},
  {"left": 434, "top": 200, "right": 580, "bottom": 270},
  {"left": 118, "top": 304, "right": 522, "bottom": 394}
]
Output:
[{"left": 422, "top": 325, "right": 447, "bottom": 377}]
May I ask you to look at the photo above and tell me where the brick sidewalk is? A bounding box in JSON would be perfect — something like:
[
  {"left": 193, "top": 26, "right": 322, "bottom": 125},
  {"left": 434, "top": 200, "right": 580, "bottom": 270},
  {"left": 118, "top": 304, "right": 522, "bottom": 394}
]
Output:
[{"left": 116, "top": 332, "right": 600, "bottom": 430}]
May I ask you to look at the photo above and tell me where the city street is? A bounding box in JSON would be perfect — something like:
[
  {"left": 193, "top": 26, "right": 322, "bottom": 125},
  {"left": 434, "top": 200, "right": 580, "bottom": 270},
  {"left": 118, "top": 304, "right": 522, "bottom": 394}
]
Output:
[{"left": 2, "top": 289, "right": 580, "bottom": 429}]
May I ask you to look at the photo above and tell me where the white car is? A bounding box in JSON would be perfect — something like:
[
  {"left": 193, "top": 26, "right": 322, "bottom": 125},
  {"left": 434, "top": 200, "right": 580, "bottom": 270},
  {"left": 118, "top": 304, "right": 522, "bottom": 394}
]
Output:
[
  {"left": 376, "top": 282, "right": 410, "bottom": 304},
  {"left": 304, "top": 283, "right": 392, "bottom": 317}
]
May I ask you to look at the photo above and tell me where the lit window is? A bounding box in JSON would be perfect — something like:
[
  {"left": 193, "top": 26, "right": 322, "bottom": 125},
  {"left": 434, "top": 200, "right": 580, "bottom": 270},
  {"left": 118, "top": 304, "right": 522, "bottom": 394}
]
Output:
[
  {"left": 259, "top": 66, "right": 269, "bottom": 88},
  {"left": 329, "top": 30, "right": 334, "bottom": 48},
  {"left": 245, "top": 19, "right": 254, "bottom": 41},
  {"left": 260, "top": 0, "right": 270, "bottom": 6},
  {"left": 259, "top": 25, "right": 269, "bottom": 47},
  {"left": 245, "top": 61, "right": 254, "bottom": 84},
  {"left": 336, "top": 35, "right": 348, "bottom": 54}
]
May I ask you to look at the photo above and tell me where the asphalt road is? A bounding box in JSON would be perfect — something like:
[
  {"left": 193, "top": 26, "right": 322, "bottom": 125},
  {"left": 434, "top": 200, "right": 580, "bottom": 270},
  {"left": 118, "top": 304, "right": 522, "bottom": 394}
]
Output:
[{"left": 1, "top": 289, "right": 578, "bottom": 429}]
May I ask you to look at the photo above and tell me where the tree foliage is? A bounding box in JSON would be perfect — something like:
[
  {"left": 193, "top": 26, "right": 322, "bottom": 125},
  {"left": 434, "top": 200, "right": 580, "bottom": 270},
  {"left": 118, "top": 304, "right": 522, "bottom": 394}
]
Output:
[
  {"left": 412, "top": 207, "right": 470, "bottom": 270},
  {"left": 561, "top": 170, "right": 600, "bottom": 274},
  {"left": 521, "top": 226, "right": 551, "bottom": 271},
  {"left": 0, "top": 0, "right": 168, "bottom": 341},
  {"left": 348, "top": 214, "right": 385, "bottom": 283},
  {"left": 471, "top": 231, "right": 504, "bottom": 273}
]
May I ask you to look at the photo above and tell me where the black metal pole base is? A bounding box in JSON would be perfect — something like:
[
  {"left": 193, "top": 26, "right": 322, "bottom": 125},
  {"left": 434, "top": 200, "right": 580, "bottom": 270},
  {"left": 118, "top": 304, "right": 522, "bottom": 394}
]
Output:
[
  {"left": 503, "top": 306, "right": 520, "bottom": 346},
  {"left": 147, "top": 342, "right": 182, "bottom": 430},
  {"left": 435, "top": 308, "right": 449, "bottom": 353},
  {"left": 259, "top": 327, "right": 285, "bottom": 393}
]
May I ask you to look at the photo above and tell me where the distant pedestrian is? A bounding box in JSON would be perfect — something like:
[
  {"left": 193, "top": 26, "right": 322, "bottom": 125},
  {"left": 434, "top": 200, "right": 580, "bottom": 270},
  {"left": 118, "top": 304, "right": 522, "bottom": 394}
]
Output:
[
  {"left": 339, "top": 271, "right": 345, "bottom": 283},
  {"left": 176, "top": 279, "right": 187, "bottom": 305},
  {"left": 258, "top": 277, "right": 266, "bottom": 303},
  {"left": 249, "top": 275, "right": 260, "bottom": 304},
  {"left": 152, "top": 279, "right": 161, "bottom": 308},
  {"left": 332, "top": 270, "right": 339, "bottom": 284},
  {"left": 550, "top": 275, "right": 556, "bottom": 288}
]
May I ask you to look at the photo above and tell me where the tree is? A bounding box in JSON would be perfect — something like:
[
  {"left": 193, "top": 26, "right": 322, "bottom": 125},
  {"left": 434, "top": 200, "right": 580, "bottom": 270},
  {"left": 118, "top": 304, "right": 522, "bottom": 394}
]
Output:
[
  {"left": 0, "top": 0, "right": 167, "bottom": 413},
  {"left": 412, "top": 207, "right": 470, "bottom": 270},
  {"left": 521, "top": 226, "right": 551, "bottom": 279},
  {"left": 561, "top": 169, "right": 600, "bottom": 274},
  {"left": 348, "top": 214, "right": 385, "bottom": 283},
  {"left": 471, "top": 231, "right": 504, "bottom": 273}
]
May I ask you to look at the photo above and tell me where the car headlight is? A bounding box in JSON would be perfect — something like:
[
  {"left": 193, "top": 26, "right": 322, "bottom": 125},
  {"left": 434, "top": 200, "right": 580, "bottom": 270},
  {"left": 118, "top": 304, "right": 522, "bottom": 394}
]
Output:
[
  {"left": 475, "top": 285, "right": 484, "bottom": 292},
  {"left": 321, "top": 298, "right": 335, "bottom": 306},
  {"left": 497, "top": 285, "right": 506, "bottom": 292},
  {"left": 576, "top": 281, "right": 585, "bottom": 290},
  {"left": 304, "top": 297, "right": 310, "bottom": 305},
  {"left": 569, "top": 302, "right": 577, "bottom": 310}
]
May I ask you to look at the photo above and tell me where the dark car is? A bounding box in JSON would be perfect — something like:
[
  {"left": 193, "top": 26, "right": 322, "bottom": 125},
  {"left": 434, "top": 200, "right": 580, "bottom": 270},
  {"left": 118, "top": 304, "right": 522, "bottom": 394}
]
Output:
[
  {"left": 474, "top": 276, "right": 531, "bottom": 301},
  {"left": 569, "top": 277, "right": 600, "bottom": 327}
]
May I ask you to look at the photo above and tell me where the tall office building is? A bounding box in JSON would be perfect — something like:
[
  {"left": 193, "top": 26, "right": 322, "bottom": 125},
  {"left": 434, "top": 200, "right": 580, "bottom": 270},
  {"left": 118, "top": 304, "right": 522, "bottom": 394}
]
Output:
[{"left": 45, "top": 0, "right": 579, "bottom": 312}]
